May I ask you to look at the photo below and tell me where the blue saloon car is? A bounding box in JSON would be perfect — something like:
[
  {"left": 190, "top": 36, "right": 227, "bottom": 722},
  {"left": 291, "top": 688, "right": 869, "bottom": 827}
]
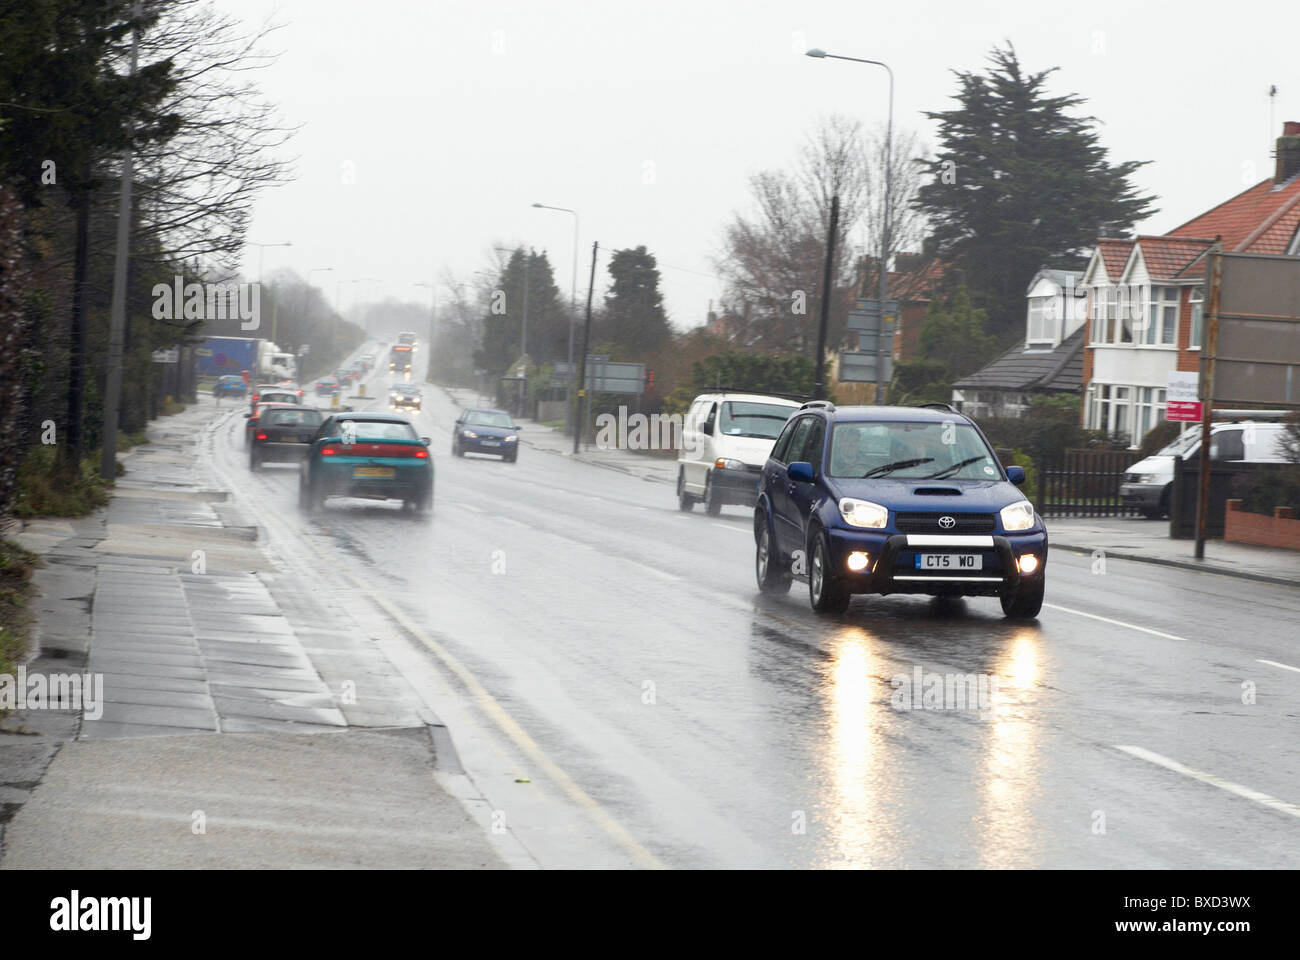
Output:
[
  {"left": 298, "top": 413, "right": 433, "bottom": 514},
  {"left": 754, "top": 401, "right": 1047, "bottom": 618},
  {"left": 213, "top": 374, "right": 247, "bottom": 398},
  {"left": 451, "top": 408, "right": 520, "bottom": 462}
]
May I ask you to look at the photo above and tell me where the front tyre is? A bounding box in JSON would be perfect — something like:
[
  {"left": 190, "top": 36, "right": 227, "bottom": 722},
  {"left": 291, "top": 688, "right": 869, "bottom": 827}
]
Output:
[
  {"left": 808, "top": 532, "right": 850, "bottom": 614},
  {"left": 704, "top": 474, "right": 722, "bottom": 516},
  {"left": 755, "top": 520, "right": 792, "bottom": 595},
  {"left": 1000, "top": 580, "right": 1045, "bottom": 619}
]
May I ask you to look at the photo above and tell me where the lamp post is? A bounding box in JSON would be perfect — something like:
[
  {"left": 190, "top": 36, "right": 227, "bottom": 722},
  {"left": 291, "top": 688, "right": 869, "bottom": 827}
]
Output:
[
  {"left": 532, "top": 203, "right": 579, "bottom": 434},
  {"left": 807, "top": 47, "right": 894, "bottom": 401},
  {"left": 248, "top": 240, "right": 293, "bottom": 285}
]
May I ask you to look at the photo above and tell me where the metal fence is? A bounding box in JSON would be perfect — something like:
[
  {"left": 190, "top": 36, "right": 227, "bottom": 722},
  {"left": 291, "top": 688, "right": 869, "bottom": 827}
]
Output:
[{"left": 1034, "top": 449, "right": 1143, "bottom": 518}]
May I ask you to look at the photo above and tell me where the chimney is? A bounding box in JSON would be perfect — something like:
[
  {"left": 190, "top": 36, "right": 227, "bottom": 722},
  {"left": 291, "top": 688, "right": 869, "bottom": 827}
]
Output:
[{"left": 1276, "top": 121, "right": 1300, "bottom": 184}]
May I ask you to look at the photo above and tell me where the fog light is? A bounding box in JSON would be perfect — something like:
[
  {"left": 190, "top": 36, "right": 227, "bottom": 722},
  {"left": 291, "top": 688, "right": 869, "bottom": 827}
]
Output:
[
  {"left": 846, "top": 551, "right": 870, "bottom": 572},
  {"left": 1018, "top": 554, "right": 1039, "bottom": 574}
]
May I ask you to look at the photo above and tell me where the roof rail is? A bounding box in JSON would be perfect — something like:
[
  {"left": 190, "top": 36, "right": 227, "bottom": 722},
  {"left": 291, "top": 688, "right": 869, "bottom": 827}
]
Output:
[
  {"left": 915, "top": 402, "right": 960, "bottom": 414},
  {"left": 799, "top": 399, "right": 836, "bottom": 411}
]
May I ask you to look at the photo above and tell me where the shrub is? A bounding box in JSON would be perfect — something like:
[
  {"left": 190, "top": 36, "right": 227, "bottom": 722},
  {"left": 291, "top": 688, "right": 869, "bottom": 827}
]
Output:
[{"left": 11, "top": 444, "right": 110, "bottom": 518}]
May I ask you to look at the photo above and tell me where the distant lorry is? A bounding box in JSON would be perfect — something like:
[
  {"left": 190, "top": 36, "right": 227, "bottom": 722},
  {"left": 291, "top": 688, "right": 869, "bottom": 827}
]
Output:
[
  {"left": 397, "top": 331, "right": 417, "bottom": 348},
  {"left": 197, "top": 336, "right": 297, "bottom": 382},
  {"left": 389, "top": 343, "right": 413, "bottom": 374}
]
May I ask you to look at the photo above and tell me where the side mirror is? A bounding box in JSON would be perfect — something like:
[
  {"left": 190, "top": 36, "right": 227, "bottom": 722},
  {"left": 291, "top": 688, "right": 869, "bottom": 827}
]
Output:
[
  {"left": 514, "top": 425, "right": 523, "bottom": 431},
  {"left": 421, "top": 437, "right": 431, "bottom": 446},
  {"left": 788, "top": 461, "right": 815, "bottom": 483},
  {"left": 1006, "top": 465, "right": 1026, "bottom": 486},
  {"left": 702, "top": 420, "right": 715, "bottom": 436},
  {"left": 243, "top": 413, "right": 251, "bottom": 419}
]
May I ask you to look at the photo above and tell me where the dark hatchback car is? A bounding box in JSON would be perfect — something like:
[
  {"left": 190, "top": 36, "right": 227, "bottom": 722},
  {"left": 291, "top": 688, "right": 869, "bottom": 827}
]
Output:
[
  {"left": 389, "top": 382, "right": 422, "bottom": 411},
  {"left": 298, "top": 413, "right": 433, "bottom": 514},
  {"left": 754, "top": 402, "right": 1047, "bottom": 618},
  {"left": 249, "top": 406, "right": 324, "bottom": 469},
  {"left": 451, "top": 408, "right": 520, "bottom": 461}
]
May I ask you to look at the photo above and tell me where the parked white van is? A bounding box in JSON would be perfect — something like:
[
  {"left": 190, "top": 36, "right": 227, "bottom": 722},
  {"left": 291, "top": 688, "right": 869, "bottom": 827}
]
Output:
[
  {"left": 677, "top": 392, "right": 801, "bottom": 515},
  {"left": 1120, "top": 420, "right": 1291, "bottom": 518}
]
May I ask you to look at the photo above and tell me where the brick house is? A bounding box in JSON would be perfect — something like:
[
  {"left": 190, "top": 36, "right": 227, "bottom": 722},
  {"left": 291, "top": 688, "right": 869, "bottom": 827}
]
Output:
[{"left": 1079, "top": 122, "right": 1300, "bottom": 447}]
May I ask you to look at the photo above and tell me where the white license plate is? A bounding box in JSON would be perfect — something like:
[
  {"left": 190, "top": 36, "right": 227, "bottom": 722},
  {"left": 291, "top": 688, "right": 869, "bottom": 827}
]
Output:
[
  {"left": 481, "top": 440, "right": 500, "bottom": 447},
  {"left": 915, "top": 553, "right": 982, "bottom": 570}
]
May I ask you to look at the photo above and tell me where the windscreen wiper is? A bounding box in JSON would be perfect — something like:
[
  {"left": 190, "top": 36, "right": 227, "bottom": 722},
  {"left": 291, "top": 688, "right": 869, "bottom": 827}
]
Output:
[
  {"left": 923, "top": 456, "right": 985, "bottom": 479},
  {"left": 860, "top": 457, "right": 933, "bottom": 478}
]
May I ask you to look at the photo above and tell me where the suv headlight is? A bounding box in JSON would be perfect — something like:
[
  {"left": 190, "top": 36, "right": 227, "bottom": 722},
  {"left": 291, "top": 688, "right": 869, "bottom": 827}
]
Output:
[
  {"left": 1000, "top": 500, "right": 1035, "bottom": 531},
  {"left": 462, "top": 429, "right": 477, "bottom": 438},
  {"left": 505, "top": 435, "right": 518, "bottom": 442},
  {"left": 839, "top": 497, "right": 888, "bottom": 529}
]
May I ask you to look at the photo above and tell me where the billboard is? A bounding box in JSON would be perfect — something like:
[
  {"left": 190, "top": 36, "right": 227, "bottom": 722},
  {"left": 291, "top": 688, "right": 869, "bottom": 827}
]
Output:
[{"left": 1207, "top": 252, "right": 1300, "bottom": 405}]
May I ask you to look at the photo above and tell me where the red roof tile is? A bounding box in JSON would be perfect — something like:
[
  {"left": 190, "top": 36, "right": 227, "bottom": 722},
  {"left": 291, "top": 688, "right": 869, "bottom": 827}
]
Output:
[
  {"left": 1168, "top": 175, "right": 1300, "bottom": 252},
  {"left": 1131, "top": 235, "right": 1214, "bottom": 280},
  {"left": 1096, "top": 238, "right": 1134, "bottom": 279}
]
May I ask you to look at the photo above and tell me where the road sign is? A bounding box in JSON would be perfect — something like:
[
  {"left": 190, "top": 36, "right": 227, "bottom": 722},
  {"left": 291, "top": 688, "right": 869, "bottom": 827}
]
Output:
[
  {"left": 838, "top": 350, "right": 893, "bottom": 384},
  {"left": 151, "top": 348, "right": 179, "bottom": 363},
  {"left": 1165, "top": 371, "right": 1202, "bottom": 422},
  {"left": 846, "top": 298, "right": 900, "bottom": 332},
  {"left": 554, "top": 357, "right": 644, "bottom": 394}
]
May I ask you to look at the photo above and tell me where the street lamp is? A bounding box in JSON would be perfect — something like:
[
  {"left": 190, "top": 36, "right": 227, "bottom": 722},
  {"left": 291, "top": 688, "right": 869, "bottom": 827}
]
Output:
[
  {"left": 807, "top": 47, "right": 895, "bottom": 401},
  {"left": 532, "top": 202, "right": 579, "bottom": 435},
  {"left": 247, "top": 240, "right": 293, "bottom": 284}
]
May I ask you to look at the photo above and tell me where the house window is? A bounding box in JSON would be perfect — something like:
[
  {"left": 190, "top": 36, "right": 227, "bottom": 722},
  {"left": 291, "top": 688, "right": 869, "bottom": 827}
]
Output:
[
  {"left": 1135, "top": 387, "right": 1167, "bottom": 441},
  {"left": 1089, "top": 288, "right": 1106, "bottom": 343},
  {"left": 1027, "top": 296, "right": 1055, "bottom": 343},
  {"left": 1144, "top": 286, "right": 1179, "bottom": 345},
  {"left": 1091, "top": 384, "right": 1133, "bottom": 445},
  {"left": 1189, "top": 287, "right": 1204, "bottom": 348}
]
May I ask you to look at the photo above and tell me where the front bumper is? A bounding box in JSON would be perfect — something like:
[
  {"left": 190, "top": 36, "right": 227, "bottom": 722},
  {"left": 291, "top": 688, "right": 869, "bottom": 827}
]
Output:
[
  {"left": 825, "top": 529, "right": 1048, "bottom": 597},
  {"left": 459, "top": 435, "right": 516, "bottom": 455},
  {"left": 708, "top": 466, "right": 763, "bottom": 506},
  {"left": 1119, "top": 483, "right": 1165, "bottom": 510}
]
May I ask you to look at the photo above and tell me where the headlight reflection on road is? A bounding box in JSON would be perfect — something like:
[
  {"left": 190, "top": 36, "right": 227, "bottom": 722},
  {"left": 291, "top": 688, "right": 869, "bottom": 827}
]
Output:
[
  {"left": 817, "top": 625, "right": 897, "bottom": 869},
  {"left": 977, "top": 627, "right": 1042, "bottom": 867}
]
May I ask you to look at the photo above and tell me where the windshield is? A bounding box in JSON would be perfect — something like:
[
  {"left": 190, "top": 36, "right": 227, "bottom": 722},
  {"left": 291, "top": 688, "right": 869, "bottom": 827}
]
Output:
[
  {"left": 828, "top": 421, "right": 1001, "bottom": 480},
  {"left": 337, "top": 420, "right": 418, "bottom": 441},
  {"left": 1156, "top": 429, "right": 1200, "bottom": 457},
  {"left": 465, "top": 410, "right": 512, "bottom": 428},
  {"left": 266, "top": 409, "right": 322, "bottom": 427},
  {"left": 719, "top": 401, "right": 795, "bottom": 440}
]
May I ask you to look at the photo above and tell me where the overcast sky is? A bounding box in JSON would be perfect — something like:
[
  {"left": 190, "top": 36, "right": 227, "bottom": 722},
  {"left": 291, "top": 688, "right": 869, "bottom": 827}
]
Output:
[{"left": 224, "top": 0, "right": 1296, "bottom": 329}]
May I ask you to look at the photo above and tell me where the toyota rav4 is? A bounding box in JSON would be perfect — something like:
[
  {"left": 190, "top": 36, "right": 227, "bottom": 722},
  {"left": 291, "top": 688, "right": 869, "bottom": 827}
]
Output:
[{"left": 754, "top": 401, "right": 1047, "bottom": 618}]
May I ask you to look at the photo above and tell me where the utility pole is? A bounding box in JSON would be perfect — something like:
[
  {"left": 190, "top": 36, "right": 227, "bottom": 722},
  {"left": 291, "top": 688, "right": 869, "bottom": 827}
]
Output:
[
  {"left": 574, "top": 241, "right": 598, "bottom": 454},
  {"left": 100, "top": 2, "right": 143, "bottom": 480},
  {"left": 813, "top": 196, "right": 840, "bottom": 401}
]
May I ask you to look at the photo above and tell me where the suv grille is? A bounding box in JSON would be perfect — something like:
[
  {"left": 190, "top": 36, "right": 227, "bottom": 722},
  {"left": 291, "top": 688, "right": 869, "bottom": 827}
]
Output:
[{"left": 895, "top": 512, "right": 996, "bottom": 534}]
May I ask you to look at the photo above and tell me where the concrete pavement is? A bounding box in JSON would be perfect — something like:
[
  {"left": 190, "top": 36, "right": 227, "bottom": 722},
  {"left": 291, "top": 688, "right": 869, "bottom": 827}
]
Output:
[{"left": 1, "top": 391, "right": 512, "bottom": 868}]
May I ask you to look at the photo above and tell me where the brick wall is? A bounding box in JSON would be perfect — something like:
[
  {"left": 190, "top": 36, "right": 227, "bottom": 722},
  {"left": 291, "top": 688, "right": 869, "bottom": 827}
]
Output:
[{"left": 1224, "top": 499, "right": 1300, "bottom": 550}]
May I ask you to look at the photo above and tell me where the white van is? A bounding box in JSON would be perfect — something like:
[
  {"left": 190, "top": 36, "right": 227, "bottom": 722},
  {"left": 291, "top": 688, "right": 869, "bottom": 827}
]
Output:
[
  {"left": 1120, "top": 420, "right": 1291, "bottom": 518},
  {"left": 677, "top": 392, "right": 801, "bottom": 515}
]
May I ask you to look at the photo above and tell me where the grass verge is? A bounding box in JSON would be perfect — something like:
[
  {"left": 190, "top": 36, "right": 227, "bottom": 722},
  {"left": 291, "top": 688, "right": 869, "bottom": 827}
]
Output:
[{"left": 0, "top": 538, "right": 41, "bottom": 715}]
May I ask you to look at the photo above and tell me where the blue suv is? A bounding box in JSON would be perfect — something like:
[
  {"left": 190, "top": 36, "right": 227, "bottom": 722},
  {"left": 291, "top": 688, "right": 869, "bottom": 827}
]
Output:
[{"left": 754, "top": 402, "right": 1047, "bottom": 618}]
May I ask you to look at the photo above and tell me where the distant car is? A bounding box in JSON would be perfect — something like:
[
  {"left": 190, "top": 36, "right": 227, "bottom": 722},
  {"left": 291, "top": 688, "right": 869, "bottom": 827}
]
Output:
[
  {"left": 361, "top": 354, "right": 375, "bottom": 369},
  {"left": 213, "top": 375, "right": 247, "bottom": 398},
  {"left": 249, "top": 406, "right": 325, "bottom": 469},
  {"left": 452, "top": 408, "right": 520, "bottom": 462},
  {"left": 244, "top": 401, "right": 299, "bottom": 450},
  {"left": 298, "top": 413, "right": 433, "bottom": 514},
  {"left": 389, "top": 383, "right": 422, "bottom": 411},
  {"left": 753, "top": 401, "right": 1047, "bottom": 618},
  {"left": 315, "top": 377, "right": 340, "bottom": 397},
  {"left": 250, "top": 388, "right": 301, "bottom": 413}
]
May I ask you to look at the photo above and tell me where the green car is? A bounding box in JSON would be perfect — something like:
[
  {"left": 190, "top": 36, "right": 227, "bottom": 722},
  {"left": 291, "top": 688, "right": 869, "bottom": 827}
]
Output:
[{"left": 298, "top": 413, "right": 433, "bottom": 514}]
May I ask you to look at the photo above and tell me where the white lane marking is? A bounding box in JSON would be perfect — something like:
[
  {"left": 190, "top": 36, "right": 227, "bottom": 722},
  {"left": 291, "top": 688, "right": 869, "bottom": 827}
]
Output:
[
  {"left": 460, "top": 503, "right": 484, "bottom": 513},
  {"left": 1258, "top": 658, "right": 1300, "bottom": 674},
  {"left": 620, "top": 558, "right": 681, "bottom": 582},
  {"left": 1043, "top": 602, "right": 1190, "bottom": 642},
  {"left": 712, "top": 523, "right": 746, "bottom": 532},
  {"left": 1116, "top": 745, "right": 1300, "bottom": 820},
  {"left": 491, "top": 515, "right": 529, "bottom": 528}
]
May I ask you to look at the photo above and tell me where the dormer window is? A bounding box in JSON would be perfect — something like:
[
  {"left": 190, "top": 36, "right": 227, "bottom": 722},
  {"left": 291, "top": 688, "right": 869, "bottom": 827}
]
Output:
[{"left": 1027, "top": 295, "right": 1056, "bottom": 343}]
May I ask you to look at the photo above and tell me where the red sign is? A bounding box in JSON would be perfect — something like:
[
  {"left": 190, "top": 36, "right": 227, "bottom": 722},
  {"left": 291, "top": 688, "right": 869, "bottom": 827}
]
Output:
[{"left": 1166, "top": 400, "right": 1203, "bottom": 422}]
